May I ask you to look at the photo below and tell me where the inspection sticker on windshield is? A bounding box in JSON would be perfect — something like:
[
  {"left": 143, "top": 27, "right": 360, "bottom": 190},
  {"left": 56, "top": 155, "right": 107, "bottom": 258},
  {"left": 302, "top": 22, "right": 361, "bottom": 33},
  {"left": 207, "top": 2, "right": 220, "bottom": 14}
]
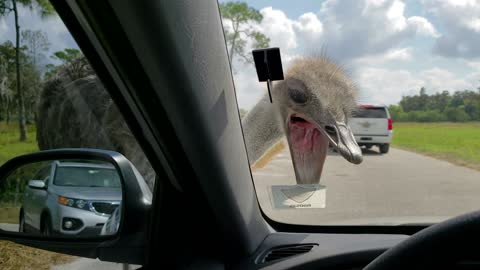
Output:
[{"left": 270, "top": 184, "right": 326, "bottom": 209}]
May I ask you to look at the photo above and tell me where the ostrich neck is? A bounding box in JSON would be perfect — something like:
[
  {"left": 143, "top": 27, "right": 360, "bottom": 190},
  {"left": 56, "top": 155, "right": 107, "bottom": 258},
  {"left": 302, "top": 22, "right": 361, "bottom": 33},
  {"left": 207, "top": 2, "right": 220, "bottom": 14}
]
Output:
[{"left": 242, "top": 95, "right": 283, "bottom": 164}]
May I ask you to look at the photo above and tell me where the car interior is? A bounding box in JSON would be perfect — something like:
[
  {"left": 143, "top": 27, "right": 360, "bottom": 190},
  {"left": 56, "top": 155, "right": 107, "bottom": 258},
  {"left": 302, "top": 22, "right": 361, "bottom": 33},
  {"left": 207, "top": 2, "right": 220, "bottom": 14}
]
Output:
[{"left": 1, "top": 0, "right": 480, "bottom": 269}]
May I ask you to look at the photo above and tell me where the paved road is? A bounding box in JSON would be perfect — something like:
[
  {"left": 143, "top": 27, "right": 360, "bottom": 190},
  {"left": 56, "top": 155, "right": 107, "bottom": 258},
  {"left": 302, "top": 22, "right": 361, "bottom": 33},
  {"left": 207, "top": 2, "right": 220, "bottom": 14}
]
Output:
[
  {"left": 253, "top": 145, "right": 480, "bottom": 225},
  {"left": 52, "top": 259, "right": 139, "bottom": 270},
  {"left": 0, "top": 223, "right": 18, "bottom": 232}
]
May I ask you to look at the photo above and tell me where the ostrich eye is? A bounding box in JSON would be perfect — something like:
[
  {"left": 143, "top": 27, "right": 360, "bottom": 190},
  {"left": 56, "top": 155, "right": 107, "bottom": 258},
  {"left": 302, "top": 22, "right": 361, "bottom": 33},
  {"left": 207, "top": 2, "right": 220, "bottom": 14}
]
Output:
[{"left": 289, "top": 88, "right": 308, "bottom": 104}]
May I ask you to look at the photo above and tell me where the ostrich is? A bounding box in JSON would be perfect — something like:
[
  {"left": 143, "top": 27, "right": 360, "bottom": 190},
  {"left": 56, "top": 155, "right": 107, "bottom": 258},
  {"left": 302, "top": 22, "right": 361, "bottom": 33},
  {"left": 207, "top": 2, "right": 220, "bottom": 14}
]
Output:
[
  {"left": 36, "top": 59, "right": 156, "bottom": 190},
  {"left": 243, "top": 56, "right": 362, "bottom": 184},
  {"left": 37, "top": 55, "right": 362, "bottom": 190}
]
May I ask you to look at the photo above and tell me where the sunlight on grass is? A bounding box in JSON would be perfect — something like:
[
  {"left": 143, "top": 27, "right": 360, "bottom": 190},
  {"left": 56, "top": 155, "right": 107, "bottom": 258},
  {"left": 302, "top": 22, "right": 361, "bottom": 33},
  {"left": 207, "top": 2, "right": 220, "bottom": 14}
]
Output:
[
  {"left": 0, "top": 123, "right": 38, "bottom": 166},
  {"left": 392, "top": 122, "right": 480, "bottom": 171}
]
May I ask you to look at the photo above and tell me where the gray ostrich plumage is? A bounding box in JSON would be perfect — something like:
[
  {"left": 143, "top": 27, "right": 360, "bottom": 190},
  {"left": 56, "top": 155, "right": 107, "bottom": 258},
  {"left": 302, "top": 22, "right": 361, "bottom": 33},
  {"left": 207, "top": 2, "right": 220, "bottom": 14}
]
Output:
[
  {"left": 37, "top": 55, "right": 362, "bottom": 190},
  {"left": 37, "top": 58, "right": 156, "bottom": 190}
]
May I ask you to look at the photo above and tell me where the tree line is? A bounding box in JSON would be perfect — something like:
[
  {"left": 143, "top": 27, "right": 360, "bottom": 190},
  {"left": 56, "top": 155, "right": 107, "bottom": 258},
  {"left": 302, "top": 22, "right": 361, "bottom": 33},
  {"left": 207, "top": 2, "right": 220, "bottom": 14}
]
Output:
[
  {"left": 0, "top": 37, "right": 83, "bottom": 125},
  {"left": 388, "top": 87, "right": 480, "bottom": 122}
]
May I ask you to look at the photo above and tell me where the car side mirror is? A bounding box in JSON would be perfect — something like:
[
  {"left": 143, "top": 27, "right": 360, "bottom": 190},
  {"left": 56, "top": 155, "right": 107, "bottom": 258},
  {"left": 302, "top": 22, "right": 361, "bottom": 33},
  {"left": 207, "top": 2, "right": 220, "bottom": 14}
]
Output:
[
  {"left": 0, "top": 149, "right": 151, "bottom": 265},
  {"left": 27, "top": 180, "right": 46, "bottom": 189}
]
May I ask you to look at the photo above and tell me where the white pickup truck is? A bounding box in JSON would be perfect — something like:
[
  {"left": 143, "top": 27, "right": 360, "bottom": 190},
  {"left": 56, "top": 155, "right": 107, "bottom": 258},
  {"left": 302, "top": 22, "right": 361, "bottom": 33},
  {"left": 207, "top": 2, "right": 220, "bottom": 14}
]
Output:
[{"left": 348, "top": 105, "right": 393, "bottom": 154}]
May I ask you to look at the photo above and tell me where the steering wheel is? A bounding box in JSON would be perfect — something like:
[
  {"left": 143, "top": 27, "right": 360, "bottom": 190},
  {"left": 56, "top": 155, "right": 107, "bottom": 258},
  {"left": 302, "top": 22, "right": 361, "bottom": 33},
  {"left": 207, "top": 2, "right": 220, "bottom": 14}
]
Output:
[{"left": 364, "top": 210, "right": 480, "bottom": 270}]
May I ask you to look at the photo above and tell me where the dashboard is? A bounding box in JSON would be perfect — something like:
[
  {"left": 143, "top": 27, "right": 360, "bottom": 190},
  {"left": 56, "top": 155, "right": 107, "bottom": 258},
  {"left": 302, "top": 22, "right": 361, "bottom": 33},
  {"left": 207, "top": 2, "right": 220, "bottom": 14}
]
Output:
[{"left": 234, "top": 233, "right": 480, "bottom": 270}]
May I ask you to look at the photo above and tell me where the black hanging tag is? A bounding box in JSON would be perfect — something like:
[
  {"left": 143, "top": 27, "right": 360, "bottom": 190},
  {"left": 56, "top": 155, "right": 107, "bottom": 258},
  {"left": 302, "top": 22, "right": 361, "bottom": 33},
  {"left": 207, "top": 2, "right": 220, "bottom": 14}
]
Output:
[{"left": 252, "top": 48, "right": 284, "bottom": 103}]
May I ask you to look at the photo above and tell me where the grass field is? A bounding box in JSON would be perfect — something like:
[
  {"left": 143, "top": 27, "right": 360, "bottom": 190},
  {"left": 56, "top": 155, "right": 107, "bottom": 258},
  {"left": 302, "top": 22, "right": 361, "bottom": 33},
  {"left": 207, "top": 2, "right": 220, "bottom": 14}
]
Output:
[
  {"left": 0, "top": 122, "right": 38, "bottom": 166},
  {"left": 0, "top": 122, "right": 74, "bottom": 269},
  {"left": 392, "top": 122, "right": 480, "bottom": 171}
]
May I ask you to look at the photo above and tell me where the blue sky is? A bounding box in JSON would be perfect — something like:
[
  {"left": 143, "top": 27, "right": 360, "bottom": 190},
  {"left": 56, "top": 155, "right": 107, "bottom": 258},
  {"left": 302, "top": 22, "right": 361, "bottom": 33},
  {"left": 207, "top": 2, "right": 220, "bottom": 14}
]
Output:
[
  {"left": 220, "top": 0, "right": 480, "bottom": 108},
  {"left": 0, "top": 5, "right": 78, "bottom": 68},
  {"left": 1, "top": 0, "right": 480, "bottom": 109}
]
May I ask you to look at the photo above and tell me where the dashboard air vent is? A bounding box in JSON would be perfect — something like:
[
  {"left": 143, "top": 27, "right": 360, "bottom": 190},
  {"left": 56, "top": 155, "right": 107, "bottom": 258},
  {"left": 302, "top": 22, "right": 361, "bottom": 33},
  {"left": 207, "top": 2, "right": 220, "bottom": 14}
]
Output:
[{"left": 260, "top": 244, "right": 318, "bottom": 263}]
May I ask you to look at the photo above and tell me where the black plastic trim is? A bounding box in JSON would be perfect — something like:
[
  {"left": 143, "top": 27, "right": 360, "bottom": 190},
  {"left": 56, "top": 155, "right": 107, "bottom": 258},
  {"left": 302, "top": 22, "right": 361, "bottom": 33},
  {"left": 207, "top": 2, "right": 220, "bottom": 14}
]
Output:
[{"left": 261, "top": 212, "right": 428, "bottom": 235}]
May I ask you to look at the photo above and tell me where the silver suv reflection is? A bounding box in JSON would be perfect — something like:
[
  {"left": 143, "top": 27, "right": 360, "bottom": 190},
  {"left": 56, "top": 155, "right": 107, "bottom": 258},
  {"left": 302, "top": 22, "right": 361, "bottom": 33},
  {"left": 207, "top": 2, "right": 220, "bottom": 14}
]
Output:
[{"left": 20, "top": 161, "right": 122, "bottom": 236}]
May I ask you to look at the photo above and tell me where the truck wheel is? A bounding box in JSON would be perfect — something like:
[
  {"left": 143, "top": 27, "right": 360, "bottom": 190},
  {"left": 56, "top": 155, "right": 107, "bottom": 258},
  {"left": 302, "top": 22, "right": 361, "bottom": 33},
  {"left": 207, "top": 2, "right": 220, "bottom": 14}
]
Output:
[{"left": 380, "top": 144, "right": 390, "bottom": 154}]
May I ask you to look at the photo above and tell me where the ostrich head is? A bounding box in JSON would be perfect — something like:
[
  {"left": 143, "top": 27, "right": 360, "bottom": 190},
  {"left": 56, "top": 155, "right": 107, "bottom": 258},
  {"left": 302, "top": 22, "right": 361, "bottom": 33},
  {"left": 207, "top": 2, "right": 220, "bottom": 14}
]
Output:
[{"left": 272, "top": 56, "right": 363, "bottom": 184}]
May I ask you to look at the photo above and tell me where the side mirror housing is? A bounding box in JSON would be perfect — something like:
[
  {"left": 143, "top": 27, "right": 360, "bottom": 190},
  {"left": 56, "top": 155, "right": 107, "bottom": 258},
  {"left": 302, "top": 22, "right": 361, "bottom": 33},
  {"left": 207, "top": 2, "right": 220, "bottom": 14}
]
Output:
[
  {"left": 27, "top": 180, "right": 46, "bottom": 189},
  {"left": 0, "top": 149, "right": 152, "bottom": 265}
]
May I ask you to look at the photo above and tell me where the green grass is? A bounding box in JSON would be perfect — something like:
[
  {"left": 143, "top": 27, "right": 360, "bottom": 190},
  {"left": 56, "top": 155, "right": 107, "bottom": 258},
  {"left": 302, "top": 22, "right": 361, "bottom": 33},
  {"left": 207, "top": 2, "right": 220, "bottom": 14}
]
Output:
[
  {"left": 0, "top": 122, "right": 37, "bottom": 223},
  {"left": 392, "top": 122, "right": 480, "bottom": 171},
  {"left": 0, "top": 122, "right": 38, "bottom": 166},
  {"left": 0, "top": 207, "right": 20, "bottom": 224},
  {"left": 0, "top": 122, "right": 75, "bottom": 268}
]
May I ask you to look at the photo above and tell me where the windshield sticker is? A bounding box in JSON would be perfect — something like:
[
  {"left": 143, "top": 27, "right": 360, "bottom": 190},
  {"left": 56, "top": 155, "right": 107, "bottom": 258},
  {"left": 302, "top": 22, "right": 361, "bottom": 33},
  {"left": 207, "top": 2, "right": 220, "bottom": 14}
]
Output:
[{"left": 270, "top": 184, "right": 326, "bottom": 209}]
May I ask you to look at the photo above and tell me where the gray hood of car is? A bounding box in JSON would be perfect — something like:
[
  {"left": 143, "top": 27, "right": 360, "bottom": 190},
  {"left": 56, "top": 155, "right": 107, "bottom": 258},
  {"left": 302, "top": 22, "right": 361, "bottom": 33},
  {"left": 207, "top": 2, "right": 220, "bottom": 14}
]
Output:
[{"left": 52, "top": 186, "right": 122, "bottom": 201}]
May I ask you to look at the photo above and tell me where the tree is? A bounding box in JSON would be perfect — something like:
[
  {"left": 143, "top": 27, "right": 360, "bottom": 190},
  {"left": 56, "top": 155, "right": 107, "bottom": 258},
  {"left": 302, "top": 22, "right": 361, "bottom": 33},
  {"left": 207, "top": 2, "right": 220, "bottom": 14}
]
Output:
[
  {"left": 0, "top": 55, "right": 13, "bottom": 122},
  {"left": 52, "top": 48, "right": 82, "bottom": 64},
  {"left": 21, "top": 30, "right": 49, "bottom": 122},
  {"left": 0, "top": 41, "right": 18, "bottom": 123},
  {"left": 0, "top": 41, "right": 39, "bottom": 124},
  {"left": 21, "top": 29, "right": 50, "bottom": 70},
  {"left": 0, "top": 0, "right": 54, "bottom": 141},
  {"left": 45, "top": 48, "right": 85, "bottom": 80},
  {"left": 445, "top": 106, "right": 470, "bottom": 122},
  {"left": 220, "top": 2, "right": 270, "bottom": 64}
]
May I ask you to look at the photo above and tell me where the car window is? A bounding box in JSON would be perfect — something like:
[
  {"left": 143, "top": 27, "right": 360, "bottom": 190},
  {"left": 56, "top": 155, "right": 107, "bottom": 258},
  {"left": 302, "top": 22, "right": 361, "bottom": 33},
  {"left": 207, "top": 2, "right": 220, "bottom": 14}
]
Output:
[
  {"left": 32, "top": 165, "right": 51, "bottom": 181},
  {"left": 54, "top": 166, "right": 121, "bottom": 188},
  {"left": 0, "top": 1, "right": 147, "bottom": 269},
  {"left": 221, "top": 0, "right": 480, "bottom": 227},
  {"left": 352, "top": 107, "right": 388, "bottom": 118}
]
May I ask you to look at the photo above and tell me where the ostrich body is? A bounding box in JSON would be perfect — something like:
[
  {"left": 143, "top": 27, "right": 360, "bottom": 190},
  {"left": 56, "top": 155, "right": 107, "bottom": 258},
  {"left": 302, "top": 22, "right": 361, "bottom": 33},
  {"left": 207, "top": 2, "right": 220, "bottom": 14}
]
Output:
[
  {"left": 37, "top": 56, "right": 361, "bottom": 190},
  {"left": 37, "top": 60, "right": 156, "bottom": 190}
]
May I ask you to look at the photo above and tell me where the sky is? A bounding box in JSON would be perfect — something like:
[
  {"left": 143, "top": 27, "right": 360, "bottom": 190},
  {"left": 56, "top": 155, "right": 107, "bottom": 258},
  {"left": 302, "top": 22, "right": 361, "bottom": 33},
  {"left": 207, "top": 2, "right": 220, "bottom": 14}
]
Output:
[
  {"left": 1, "top": 1, "right": 480, "bottom": 109},
  {"left": 222, "top": 0, "right": 480, "bottom": 109},
  {"left": 0, "top": 4, "right": 78, "bottom": 69}
]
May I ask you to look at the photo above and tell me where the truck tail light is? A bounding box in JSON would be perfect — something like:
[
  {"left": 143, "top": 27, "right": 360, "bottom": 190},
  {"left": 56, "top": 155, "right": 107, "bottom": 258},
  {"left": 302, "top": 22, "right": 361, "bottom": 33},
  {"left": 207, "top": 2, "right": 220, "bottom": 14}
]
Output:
[{"left": 388, "top": 118, "right": 393, "bottom": 130}]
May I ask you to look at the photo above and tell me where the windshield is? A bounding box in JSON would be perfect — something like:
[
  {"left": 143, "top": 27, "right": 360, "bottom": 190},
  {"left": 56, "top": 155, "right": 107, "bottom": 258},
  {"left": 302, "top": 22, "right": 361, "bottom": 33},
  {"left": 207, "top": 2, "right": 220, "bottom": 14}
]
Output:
[
  {"left": 222, "top": 0, "right": 480, "bottom": 226},
  {"left": 54, "top": 166, "right": 121, "bottom": 188}
]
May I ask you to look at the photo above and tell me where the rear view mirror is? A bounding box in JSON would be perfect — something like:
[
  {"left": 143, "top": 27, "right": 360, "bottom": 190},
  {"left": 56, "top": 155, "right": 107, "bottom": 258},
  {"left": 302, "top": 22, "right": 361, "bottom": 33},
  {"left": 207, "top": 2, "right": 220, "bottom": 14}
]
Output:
[
  {"left": 0, "top": 149, "right": 151, "bottom": 264},
  {"left": 27, "top": 180, "right": 46, "bottom": 189},
  {"left": 0, "top": 159, "right": 123, "bottom": 237}
]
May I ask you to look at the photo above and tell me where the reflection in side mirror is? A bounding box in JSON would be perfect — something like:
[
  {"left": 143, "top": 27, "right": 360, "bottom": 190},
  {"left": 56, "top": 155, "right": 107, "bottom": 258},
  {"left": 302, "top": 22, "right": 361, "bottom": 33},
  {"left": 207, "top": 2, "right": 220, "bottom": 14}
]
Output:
[
  {"left": 0, "top": 158, "right": 124, "bottom": 238},
  {"left": 27, "top": 180, "right": 46, "bottom": 189}
]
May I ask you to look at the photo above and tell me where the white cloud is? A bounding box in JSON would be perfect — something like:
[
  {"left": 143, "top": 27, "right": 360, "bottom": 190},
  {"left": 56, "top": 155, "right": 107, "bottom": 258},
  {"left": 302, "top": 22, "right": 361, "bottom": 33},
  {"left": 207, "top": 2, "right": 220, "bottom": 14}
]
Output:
[
  {"left": 466, "top": 60, "right": 480, "bottom": 70},
  {"left": 466, "top": 18, "right": 480, "bottom": 32},
  {"left": 355, "top": 68, "right": 423, "bottom": 105},
  {"left": 294, "top": 13, "right": 323, "bottom": 34},
  {"left": 386, "top": 0, "right": 408, "bottom": 31},
  {"left": 259, "top": 7, "right": 298, "bottom": 50},
  {"left": 316, "top": 0, "right": 438, "bottom": 61},
  {"left": 419, "top": 68, "right": 473, "bottom": 91},
  {"left": 234, "top": 67, "right": 266, "bottom": 110},
  {"left": 407, "top": 16, "right": 440, "bottom": 37},
  {"left": 354, "top": 47, "right": 413, "bottom": 66},
  {"left": 422, "top": 0, "right": 480, "bottom": 58},
  {"left": 354, "top": 67, "right": 476, "bottom": 105}
]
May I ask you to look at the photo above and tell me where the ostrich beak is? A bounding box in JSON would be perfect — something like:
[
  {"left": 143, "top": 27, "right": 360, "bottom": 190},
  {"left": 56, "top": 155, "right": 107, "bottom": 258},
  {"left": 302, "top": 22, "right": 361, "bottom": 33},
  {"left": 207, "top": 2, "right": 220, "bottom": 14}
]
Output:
[
  {"left": 286, "top": 112, "right": 362, "bottom": 185},
  {"left": 323, "top": 121, "right": 363, "bottom": 164}
]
